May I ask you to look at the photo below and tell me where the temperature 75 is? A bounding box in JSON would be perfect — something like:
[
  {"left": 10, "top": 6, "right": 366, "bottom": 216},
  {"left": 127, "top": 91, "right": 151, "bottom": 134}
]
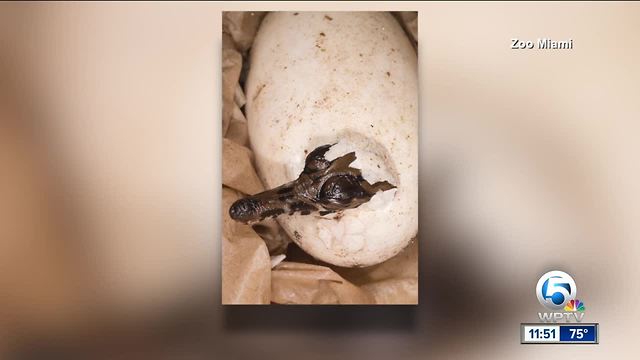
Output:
[{"left": 569, "top": 328, "right": 589, "bottom": 339}]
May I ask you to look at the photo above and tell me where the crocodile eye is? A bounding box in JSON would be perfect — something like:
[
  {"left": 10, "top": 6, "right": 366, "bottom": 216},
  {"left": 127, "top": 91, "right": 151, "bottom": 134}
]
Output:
[
  {"left": 319, "top": 175, "right": 366, "bottom": 205},
  {"left": 229, "top": 198, "right": 261, "bottom": 222}
]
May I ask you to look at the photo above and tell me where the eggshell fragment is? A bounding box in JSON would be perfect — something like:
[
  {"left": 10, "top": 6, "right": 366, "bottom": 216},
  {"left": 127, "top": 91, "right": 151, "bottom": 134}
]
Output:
[{"left": 245, "top": 12, "right": 418, "bottom": 267}]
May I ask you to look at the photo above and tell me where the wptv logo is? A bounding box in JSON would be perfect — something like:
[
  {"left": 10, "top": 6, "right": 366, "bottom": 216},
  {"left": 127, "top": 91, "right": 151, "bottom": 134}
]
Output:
[{"left": 536, "top": 271, "right": 586, "bottom": 323}]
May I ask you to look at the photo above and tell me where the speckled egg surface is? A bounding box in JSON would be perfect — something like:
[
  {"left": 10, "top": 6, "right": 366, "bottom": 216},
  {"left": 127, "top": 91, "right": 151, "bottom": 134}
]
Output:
[{"left": 245, "top": 12, "right": 418, "bottom": 267}]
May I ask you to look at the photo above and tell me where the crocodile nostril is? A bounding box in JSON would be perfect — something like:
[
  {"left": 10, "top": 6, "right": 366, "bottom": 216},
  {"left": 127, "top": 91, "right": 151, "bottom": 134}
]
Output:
[{"left": 229, "top": 198, "right": 261, "bottom": 221}]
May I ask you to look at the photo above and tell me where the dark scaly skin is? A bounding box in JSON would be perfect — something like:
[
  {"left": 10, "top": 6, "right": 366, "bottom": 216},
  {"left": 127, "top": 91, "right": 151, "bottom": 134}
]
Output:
[{"left": 229, "top": 144, "right": 396, "bottom": 224}]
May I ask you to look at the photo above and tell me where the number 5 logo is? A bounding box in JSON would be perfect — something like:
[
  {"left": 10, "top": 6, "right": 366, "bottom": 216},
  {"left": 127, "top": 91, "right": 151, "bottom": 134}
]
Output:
[{"left": 536, "top": 271, "right": 577, "bottom": 310}]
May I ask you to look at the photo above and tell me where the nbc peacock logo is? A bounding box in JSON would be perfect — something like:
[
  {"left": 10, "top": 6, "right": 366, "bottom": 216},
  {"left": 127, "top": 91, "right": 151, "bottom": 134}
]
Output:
[
  {"left": 536, "top": 270, "right": 586, "bottom": 323},
  {"left": 564, "top": 299, "right": 586, "bottom": 312}
]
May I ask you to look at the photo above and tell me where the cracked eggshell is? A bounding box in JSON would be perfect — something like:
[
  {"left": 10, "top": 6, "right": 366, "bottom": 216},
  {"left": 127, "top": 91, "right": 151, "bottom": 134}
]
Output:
[{"left": 245, "top": 12, "right": 418, "bottom": 267}]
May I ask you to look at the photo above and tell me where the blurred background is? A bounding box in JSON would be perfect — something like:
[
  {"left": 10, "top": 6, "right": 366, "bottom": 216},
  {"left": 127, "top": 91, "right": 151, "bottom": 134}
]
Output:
[{"left": 0, "top": 2, "right": 638, "bottom": 359}]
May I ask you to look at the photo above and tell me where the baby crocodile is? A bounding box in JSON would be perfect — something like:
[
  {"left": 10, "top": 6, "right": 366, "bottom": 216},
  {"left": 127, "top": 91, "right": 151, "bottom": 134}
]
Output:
[{"left": 229, "top": 144, "right": 396, "bottom": 224}]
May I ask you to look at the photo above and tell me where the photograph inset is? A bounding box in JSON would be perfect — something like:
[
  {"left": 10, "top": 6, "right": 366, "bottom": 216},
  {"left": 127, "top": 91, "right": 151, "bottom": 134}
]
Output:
[{"left": 222, "top": 11, "right": 418, "bottom": 304}]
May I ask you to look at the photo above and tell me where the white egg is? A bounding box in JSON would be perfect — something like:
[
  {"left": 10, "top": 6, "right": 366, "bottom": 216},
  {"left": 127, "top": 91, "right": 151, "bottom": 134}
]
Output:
[{"left": 245, "top": 12, "right": 418, "bottom": 267}]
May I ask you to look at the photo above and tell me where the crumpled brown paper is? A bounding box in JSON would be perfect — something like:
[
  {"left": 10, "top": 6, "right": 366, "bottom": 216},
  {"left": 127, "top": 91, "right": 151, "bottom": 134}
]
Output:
[
  {"left": 272, "top": 262, "right": 373, "bottom": 304},
  {"left": 222, "top": 187, "right": 271, "bottom": 304},
  {"left": 222, "top": 33, "right": 242, "bottom": 138},
  {"left": 222, "top": 11, "right": 418, "bottom": 305}
]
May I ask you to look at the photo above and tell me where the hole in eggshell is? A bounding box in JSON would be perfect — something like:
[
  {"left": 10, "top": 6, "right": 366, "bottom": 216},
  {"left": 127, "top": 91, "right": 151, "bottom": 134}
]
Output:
[
  {"left": 308, "top": 130, "right": 401, "bottom": 210},
  {"left": 310, "top": 129, "right": 401, "bottom": 190}
]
